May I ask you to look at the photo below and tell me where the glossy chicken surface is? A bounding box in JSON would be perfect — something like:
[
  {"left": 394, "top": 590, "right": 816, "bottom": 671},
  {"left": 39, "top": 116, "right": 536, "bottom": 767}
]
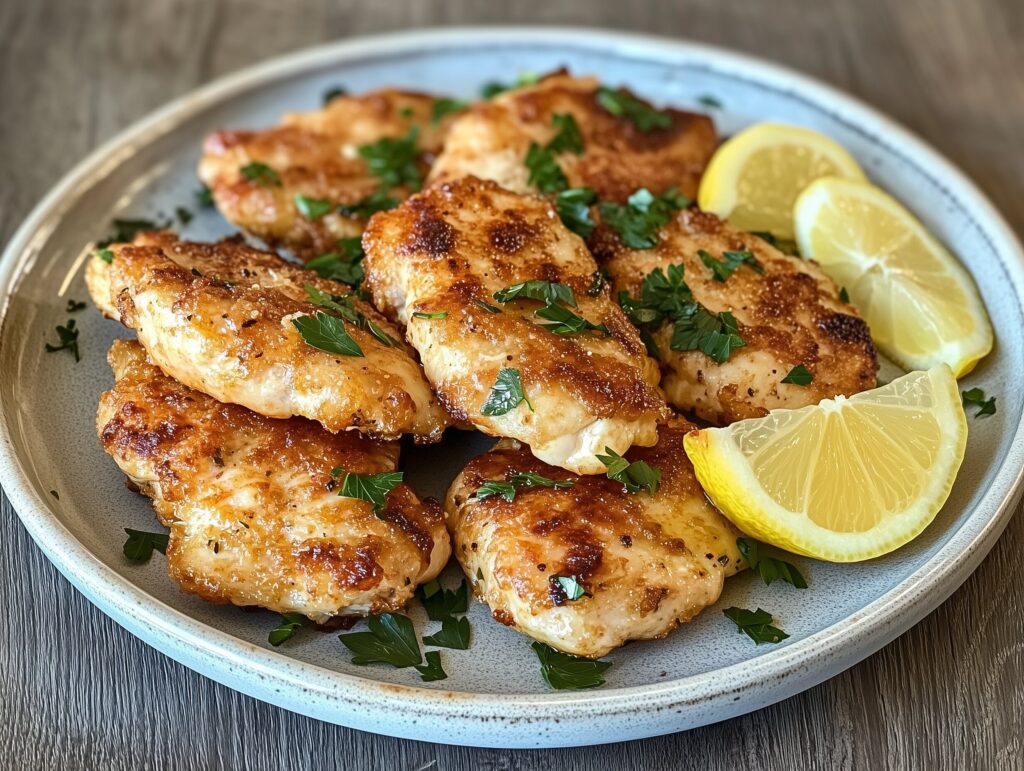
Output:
[
  {"left": 97, "top": 340, "right": 450, "bottom": 622},
  {"left": 86, "top": 231, "right": 449, "bottom": 441},
  {"left": 198, "top": 89, "right": 461, "bottom": 259},
  {"left": 428, "top": 72, "right": 717, "bottom": 202},
  {"left": 598, "top": 209, "right": 879, "bottom": 424},
  {"left": 362, "top": 177, "right": 667, "bottom": 474},
  {"left": 446, "top": 418, "right": 744, "bottom": 658}
]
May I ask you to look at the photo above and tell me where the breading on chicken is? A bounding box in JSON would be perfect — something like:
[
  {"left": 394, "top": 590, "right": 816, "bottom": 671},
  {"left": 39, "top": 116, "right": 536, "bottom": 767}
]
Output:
[
  {"left": 86, "top": 231, "right": 449, "bottom": 441},
  {"left": 98, "top": 340, "right": 450, "bottom": 622},
  {"left": 362, "top": 177, "right": 667, "bottom": 475},
  {"left": 198, "top": 89, "right": 462, "bottom": 259},
  {"left": 428, "top": 72, "right": 717, "bottom": 202},
  {"left": 597, "top": 208, "right": 879, "bottom": 424},
  {"left": 446, "top": 417, "right": 744, "bottom": 658}
]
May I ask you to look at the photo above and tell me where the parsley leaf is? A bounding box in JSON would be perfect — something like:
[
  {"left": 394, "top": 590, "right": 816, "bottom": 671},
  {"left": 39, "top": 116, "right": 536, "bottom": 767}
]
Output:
[
  {"left": 471, "top": 299, "right": 503, "bottom": 314},
  {"left": 473, "top": 471, "right": 574, "bottom": 502},
  {"left": 781, "top": 364, "right": 814, "bottom": 386},
  {"left": 597, "top": 187, "right": 688, "bottom": 249},
  {"left": 304, "top": 285, "right": 396, "bottom": 347},
  {"left": 97, "top": 217, "right": 169, "bottom": 247},
  {"left": 195, "top": 185, "right": 214, "bottom": 207},
  {"left": 697, "top": 94, "right": 722, "bottom": 109},
  {"left": 723, "top": 607, "right": 790, "bottom": 644},
  {"left": 240, "top": 162, "right": 282, "bottom": 187},
  {"left": 555, "top": 187, "right": 598, "bottom": 238},
  {"left": 473, "top": 481, "right": 517, "bottom": 502},
  {"left": 551, "top": 574, "right": 588, "bottom": 601},
  {"left": 268, "top": 612, "right": 307, "bottom": 646},
  {"left": 596, "top": 447, "right": 661, "bottom": 494},
  {"left": 359, "top": 127, "right": 421, "bottom": 190},
  {"left": 332, "top": 469, "right": 403, "bottom": 513},
  {"left": 292, "top": 312, "right": 363, "bottom": 357},
  {"left": 305, "top": 238, "right": 365, "bottom": 285},
  {"left": 417, "top": 579, "right": 469, "bottom": 621},
  {"left": 412, "top": 311, "right": 448, "bottom": 320},
  {"left": 535, "top": 303, "right": 608, "bottom": 336},
  {"left": 736, "top": 538, "right": 808, "bottom": 588},
  {"left": 122, "top": 528, "right": 169, "bottom": 563},
  {"left": 596, "top": 87, "right": 671, "bottom": 132},
  {"left": 431, "top": 97, "right": 467, "bottom": 123},
  {"left": 45, "top": 319, "right": 81, "bottom": 361},
  {"left": 415, "top": 650, "right": 447, "bottom": 682},
  {"left": 547, "top": 113, "right": 585, "bottom": 155},
  {"left": 532, "top": 642, "right": 611, "bottom": 689},
  {"left": 338, "top": 189, "right": 399, "bottom": 219},
  {"left": 525, "top": 142, "right": 569, "bottom": 194},
  {"left": 323, "top": 85, "right": 347, "bottom": 104},
  {"left": 839, "top": 286, "right": 850, "bottom": 304},
  {"left": 338, "top": 613, "right": 422, "bottom": 667},
  {"left": 294, "top": 194, "right": 333, "bottom": 220},
  {"left": 962, "top": 387, "right": 997, "bottom": 418},
  {"left": 494, "top": 280, "right": 576, "bottom": 307},
  {"left": 176, "top": 206, "right": 193, "bottom": 225},
  {"left": 670, "top": 306, "right": 746, "bottom": 364},
  {"left": 422, "top": 616, "right": 471, "bottom": 650},
  {"left": 480, "top": 72, "right": 539, "bottom": 99},
  {"left": 96, "top": 248, "right": 114, "bottom": 264},
  {"left": 65, "top": 299, "right": 86, "bottom": 313},
  {"left": 481, "top": 368, "right": 532, "bottom": 416},
  {"left": 698, "top": 249, "right": 764, "bottom": 282}
]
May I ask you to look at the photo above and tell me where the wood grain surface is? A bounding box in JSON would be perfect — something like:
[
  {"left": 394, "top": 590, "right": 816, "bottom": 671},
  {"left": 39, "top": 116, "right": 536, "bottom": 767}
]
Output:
[{"left": 2, "top": 1, "right": 1022, "bottom": 768}]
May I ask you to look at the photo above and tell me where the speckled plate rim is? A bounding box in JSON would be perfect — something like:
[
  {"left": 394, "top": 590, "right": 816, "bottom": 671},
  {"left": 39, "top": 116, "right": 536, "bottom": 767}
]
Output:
[{"left": 2, "top": 27, "right": 1023, "bottom": 748}]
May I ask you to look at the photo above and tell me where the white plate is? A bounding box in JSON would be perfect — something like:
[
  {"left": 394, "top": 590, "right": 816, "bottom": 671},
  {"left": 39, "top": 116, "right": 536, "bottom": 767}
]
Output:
[{"left": 1, "top": 28, "right": 1022, "bottom": 749}]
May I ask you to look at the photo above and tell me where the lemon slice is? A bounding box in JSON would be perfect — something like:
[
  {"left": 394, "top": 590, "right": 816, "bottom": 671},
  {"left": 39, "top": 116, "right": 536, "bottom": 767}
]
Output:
[
  {"left": 683, "top": 366, "right": 967, "bottom": 562},
  {"left": 795, "top": 177, "right": 993, "bottom": 376},
  {"left": 697, "top": 123, "right": 865, "bottom": 239}
]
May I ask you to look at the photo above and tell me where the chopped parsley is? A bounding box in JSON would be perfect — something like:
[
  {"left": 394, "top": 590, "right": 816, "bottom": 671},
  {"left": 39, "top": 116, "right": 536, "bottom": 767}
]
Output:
[
  {"left": 535, "top": 303, "right": 608, "bottom": 336},
  {"left": 723, "top": 607, "right": 789, "bottom": 644},
  {"left": 195, "top": 185, "right": 214, "bottom": 208},
  {"left": 97, "top": 217, "right": 169, "bottom": 247},
  {"left": 332, "top": 469, "right": 403, "bottom": 514},
  {"left": 698, "top": 249, "right": 764, "bottom": 282},
  {"left": 122, "top": 528, "right": 169, "bottom": 563},
  {"left": 422, "top": 616, "right": 471, "bottom": 650},
  {"left": 96, "top": 248, "right": 114, "bottom": 264},
  {"left": 323, "top": 85, "right": 347, "bottom": 104},
  {"left": 596, "top": 87, "right": 672, "bottom": 132},
  {"left": 240, "top": 162, "right": 282, "bottom": 187},
  {"left": 473, "top": 471, "right": 574, "bottom": 502},
  {"left": 417, "top": 579, "right": 469, "bottom": 621},
  {"left": 696, "top": 94, "right": 722, "bottom": 109},
  {"left": 472, "top": 480, "right": 516, "bottom": 501},
  {"left": 839, "top": 286, "right": 850, "bottom": 304},
  {"left": 430, "top": 97, "right": 467, "bottom": 123},
  {"left": 415, "top": 650, "right": 447, "bottom": 682},
  {"left": 337, "top": 189, "right": 399, "bottom": 219},
  {"left": 494, "top": 280, "right": 576, "bottom": 307},
  {"left": 962, "top": 387, "right": 997, "bottom": 418},
  {"left": 551, "top": 575, "right": 588, "bottom": 601},
  {"left": 338, "top": 613, "right": 422, "bottom": 667},
  {"left": 781, "top": 364, "right": 814, "bottom": 386},
  {"left": 175, "top": 206, "right": 193, "bottom": 225},
  {"left": 305, "top": 238, "right": 365, "bottom": 285},
  {"left": 292, "top": 312, "right": 363, "bottom": 357},
  {"left": 412, "top": 311, "right": 448, "bottom": 320},
  {"left": 596, "top": 447, "right": 661, "bottom": 494},
  {"left": 671, "top": 306, "right": 746, "bottom": 363},
  {"left": 597, "top": 187, "right": 689, "bottom": 249},
  {"left": 294, "top": 194, "right": 333, "bottom": 220},
  {"left": 532, "top": 642, "right": 611, "bottom": 689},
  {"left": 481, "top": 368, "right": 532, "bottom": 416},
  {"left": 480, "top": 72, "right": 539, "bottom": 99},
  {"left": 304, "top": 285, "right": 396, "bottom": 347},
  {"left": 471, "top": 299, "right": 503, "bottom": 314},
  {"left": 547, "top": 113, "right": 585, "bottom": 155},
  {"left": 736, "top": 538, "right": 808, "bottom": 588},
  {"left": 358, "top": 127, "right": 421, "bottom": 190},
  {"left": 268, "top": 613, "right": 307, "bottom": 646},
  {"left": 556, "top": 187, "right": 598, "bottom": 238},
  {"left": 65, "top": 299, "right": 86, "bottom": 313},
  {"left": 525, "top": 141, "right": 569, "bottom": 194},
  {"left": 45, "top": 319, "right": 81, "bottom": 361}
]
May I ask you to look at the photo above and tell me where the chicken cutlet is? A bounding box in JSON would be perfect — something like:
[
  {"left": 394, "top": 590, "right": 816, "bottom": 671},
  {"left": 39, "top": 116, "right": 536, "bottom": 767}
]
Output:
[
  {"left": 86, "top": 231, "right": 449, "bottom": 441},
  {"left": 198, "top": 89, "right": 462, "bottom": 259},
  {"left": 428, "top": 72, "right": 717, "bottom": 202},
  {"left": 98, "top": 340, "right": 450, "bottom": 622},
  {"left": 597, "top": 208, "right": 879, "bottom": 424},
  {"left": 362, "top": 177, "right": 667, "bottom": 475},
  {"left": 446, "top": 417, "right": 744, "bottom": 658}
]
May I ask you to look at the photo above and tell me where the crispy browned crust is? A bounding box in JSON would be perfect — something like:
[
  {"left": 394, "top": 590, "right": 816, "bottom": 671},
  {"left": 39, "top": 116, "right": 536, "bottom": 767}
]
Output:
[
  {"left": 197, "top": 89, "right": 462, "bottom": 259},
  {"left": 97, "top": 340, "right": 449, "bottom": 620},
  {"left": 428, "top": 72, "right": 717, "bottom": 202},
  {"left": 600, "top": 209, "right": 879, "bottom": 424},
  {"left": 363, "top": 177, "right": 667, "bottom": 473},
  {"left": 93, "top": 231, "right": 449, "bottom": 440},
  {"left": 446, "top": 418, "right": 744, "bottom": 657}
]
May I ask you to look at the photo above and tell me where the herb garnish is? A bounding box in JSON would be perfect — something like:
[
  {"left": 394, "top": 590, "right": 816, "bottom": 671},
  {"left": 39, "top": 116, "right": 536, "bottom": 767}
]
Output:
[
  {"left": 65, "top": 299, "right": 86, "bottom": 313},
  {"left": 338, "top": 189, "right": 400, "bottom": 219},
  {"left": 240, "top": 162, "right": 282, "bottom": 187},
  {"left": 781, "top": 364, "right": 814, "bottom": 386},
  {"left": 480, "top": 72, "right": 539, "bottom": 99},
  {"left": 323, "top": 86, "right": 347, "bottom": 104},
  {"left": 431, "top": 97, "right": 467, "bottom": 123},
  {"left": 838, "top": 287, "right": 850, "bottom": 304},
  {"left": 358, "top": 127, "right": 421, "bottom": 190},
  {"left": 547, "top": 113, "right": 585, "bottom": 155},
  {"left": 736, "top": 538, "right": 808, "bottom": 588},
  {"left": 696, "top": 94, "right": 722, "bottom": 109},
  {"left": 45, "top": 319, "right": 81, "bottom": 361},
  {"left": 306, "top": 237, "right": 365, "bottom": 285},
  {"left": 552, "top": 575, "right": 588, "bottom": 601},
  {"left": 596, "top": 87, "right": 671, "bottom": 132},
  {"left": 532, "top": 642, "right": 612, "bottom": 689},
  {"left": 962, "top": 387, "right": 997, "bottom": 418},
  {"left": 525, "top": 141, "right": 569, "bottom": 194},
  {"left": 122, "top": 528, "right": 169, "bottom": 563},
  {"left": 415, "top": 650, "right": 447, "bottom": 681},
  {"left": 587, "top": 269, "right": 608, "bottom": 297},
  {"left": 535, "top": 303, "right": 609, "bottom": 336},
  {"left": 331, "top": 469, "right": 403, "bottom": 514},
  {"left": 596, "top": 447, "right": 661, "bottom": 494},
  {"left": 294, "top": 194, "right": 333, "bottom": 220},
  {"left": 698, "top": 249, "right": 764, "bottom": 282},
  {"left": 422, "top": 616, "right": 471, "bottom": 650},
  {"left": 339, "top": 613, "right": 422, "bottom": 667},
  {"left": 723, "top": 607, "right": 789, "bottom": 644},
  {"left": 268, "top": 612, "right": 307, "bottom": 646},
  {"left": 304, "top": 285, "right": 396, "bottom": 347},
  {"left": 473, "top": 471, "right": 574, "bottom": 502},
  {"left": 292, "top": 312, "right": 363, "bottom": 357},
  {"left": 96, "top": 248, "right": 114, "bottom": 264},
  {"left": 417, "top": 579, "right": 469, "bottom": 621},
  {"left": 480, "top": 368, "right": 532, "bottom": 416},
  {"left": 175, "top": 206, "right": 193, "bottom": 225},
  {"left": 195, "top": 185, "right": 214, "bottom": 207},
  {"left": 494, "top": 280, "right": 576, "bottom": 307},
  {"left": 556, "top": 187, "right": 598, "bottom": 238},
  {"left": 412, "top": 311, "right": 448, "bottom": 320},
  {"left": 597, "top": 187, "right": 689, "bottom": 249},
  {"left": 97, "top": 218, "right": 169, "bottom": 247},
  {"left": 670, "top": 306, "right": 746, "bottom": 363}
]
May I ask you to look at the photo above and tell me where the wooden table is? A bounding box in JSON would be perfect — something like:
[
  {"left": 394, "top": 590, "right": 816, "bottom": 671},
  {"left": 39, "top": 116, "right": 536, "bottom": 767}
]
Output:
[{"left": 2, "top": 1, "right": 1022, "bottom": 767}]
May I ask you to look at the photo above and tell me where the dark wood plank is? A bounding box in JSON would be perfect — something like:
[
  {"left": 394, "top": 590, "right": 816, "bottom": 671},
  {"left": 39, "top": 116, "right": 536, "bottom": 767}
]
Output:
[{"left": 1, "top": 0, "right": 1022, "bottom": 768}]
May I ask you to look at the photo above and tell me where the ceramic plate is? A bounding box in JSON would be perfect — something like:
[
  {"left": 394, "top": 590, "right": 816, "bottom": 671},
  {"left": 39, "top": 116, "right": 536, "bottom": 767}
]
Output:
[{"left": 1, "top": 28, "right": 1022, "bottom": 749}]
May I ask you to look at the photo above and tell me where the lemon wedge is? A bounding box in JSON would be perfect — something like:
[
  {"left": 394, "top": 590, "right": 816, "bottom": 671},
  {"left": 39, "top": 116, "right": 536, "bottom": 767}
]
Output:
[
  {"left": 683, "top": 366, "right": 967, "bottom": 562},
  {"left": 794, "top": 177, "right": 993, "bottom": 377},
  {"left": 697, "top": 123, "right": 865, "bottom": 239}
]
